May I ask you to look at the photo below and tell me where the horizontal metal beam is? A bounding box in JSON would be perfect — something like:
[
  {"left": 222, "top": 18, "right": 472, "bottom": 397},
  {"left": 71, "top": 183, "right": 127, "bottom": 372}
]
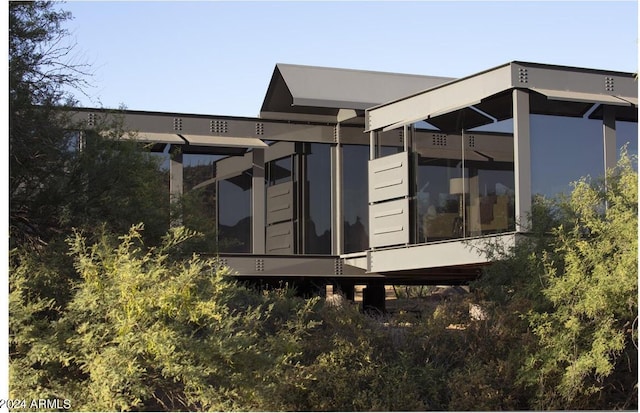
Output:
[
  {"left": 367, "top": 233, "right": 519, "bottom": 274},
  {"left": 366, "top": 61, "right": 637, "bottom": 133},
  {"left": 68, "top": 108, "right": 370, "bottom": 145},
  {"left": 215, "top": 254, "right": 375, "bottom": 278},
  {"left": 366, "top": 64, "right": 513, "bottom": 132}
]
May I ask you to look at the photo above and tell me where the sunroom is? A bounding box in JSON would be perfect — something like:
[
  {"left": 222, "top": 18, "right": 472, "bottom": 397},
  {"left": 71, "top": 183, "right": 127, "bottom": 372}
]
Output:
[{"left": 359, "top": 61, "right": 637, "bottom": 275}]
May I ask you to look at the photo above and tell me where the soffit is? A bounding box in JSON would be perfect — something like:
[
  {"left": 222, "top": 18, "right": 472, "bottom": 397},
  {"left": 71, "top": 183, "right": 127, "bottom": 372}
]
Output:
[
  {"left": 116, "top": 132, "right": 185, "bottom": 144},
  {"left": 180, "top": 134, "right": 267, "bottom": 148},
  {"left": 588, "top": 104, "right": 638, "bottom": 122},
  {"left": 179, "top": 134, "right": 267, "bottom": 156}
]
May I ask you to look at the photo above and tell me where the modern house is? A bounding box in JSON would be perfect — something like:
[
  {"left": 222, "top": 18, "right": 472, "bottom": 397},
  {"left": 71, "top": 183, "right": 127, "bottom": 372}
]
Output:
[{"left": 70, "top": 61, "right": 638, "bottom": 311}]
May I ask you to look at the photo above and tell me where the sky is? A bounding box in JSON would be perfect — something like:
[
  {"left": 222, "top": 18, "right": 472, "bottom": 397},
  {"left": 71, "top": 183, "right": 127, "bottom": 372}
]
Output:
[{"left": 59, "top": 1, "right": 638, "bottom": 117}]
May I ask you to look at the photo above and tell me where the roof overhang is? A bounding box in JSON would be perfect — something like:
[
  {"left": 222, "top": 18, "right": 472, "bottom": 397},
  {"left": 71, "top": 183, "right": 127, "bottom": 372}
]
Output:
[
  {"left": 260, "top": 63, "right": 453, "bottom": 123},
  {"left": 111, "top": 131, "right": 266, "bottom": 155},
  {"left": 366, "top": 61, "right": 638, "bottom": 133}
]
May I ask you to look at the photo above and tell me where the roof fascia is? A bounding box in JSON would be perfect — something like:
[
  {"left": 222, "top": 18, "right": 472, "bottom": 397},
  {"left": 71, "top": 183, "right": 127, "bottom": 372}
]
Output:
[
  {"left": 366, "top": 61, "right": 637, "bottom": 132},
  {"left": 366, "top": 63, "right": 513, "bottom": 132}
]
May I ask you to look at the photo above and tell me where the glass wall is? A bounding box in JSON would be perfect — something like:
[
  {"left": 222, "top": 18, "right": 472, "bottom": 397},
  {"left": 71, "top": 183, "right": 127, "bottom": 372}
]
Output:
[
  {"left": 530, "top": 115, "right": 604, "bottom": 199},
  {"left": 218, "top": 169, "right": 252, "bottom": 253},
  {"left": 617, "top": 121, "right": 638, "bottom": 167},
  {"left": 267, "top": 155, "right": 293, "bottom": 186},
  {"left": 415, "top": 155, "right": 463, "bottom": 242},
  {"left": 414, "top": 126, "right": 515, "bottom": 243},
  {"left": 343, "top": 144, "right": 369, "bottom": 253},
  {"left": 304, "top": 143, "right": 332, "bottom": 254},
  {"left": 183, "top": 154, "right": 221, "bottom": 252},
  {"left": 377, "top": 130, "right": 404, "bottom": 158}
]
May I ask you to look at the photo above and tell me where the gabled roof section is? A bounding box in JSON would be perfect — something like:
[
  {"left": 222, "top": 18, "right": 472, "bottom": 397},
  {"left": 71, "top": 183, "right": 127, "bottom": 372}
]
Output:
[{"left": 260, "top": 63, "right": 454, "bottom": 123}]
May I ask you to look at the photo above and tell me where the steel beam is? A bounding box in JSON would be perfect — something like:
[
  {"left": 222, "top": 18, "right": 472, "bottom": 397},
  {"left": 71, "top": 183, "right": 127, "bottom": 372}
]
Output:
[
  {"left": 603, "top": 105, "right": 617, "bottom": 173},
  {"left": 252, "top": 148, "right": 266, "bottom": 254},
  {"left": 332, "top": 127, "right": 344, "bottom": 255},
  {"left": 513, "top": 89, "right": 532, "bottom": 233},
  {"left": 216, "top": 254, "right": 375, "bottom": 278},
  {"left": 366, "top": 64, "right": 512, "bottom": 132},
  {"left": 68, "top": 108, "right": 370, "bottom": 145},
  {"left": 366, "top": 233, "right": 518, "bottom": 274},
  {"left": 169, "top": 145, "right": 183, "bottom": 226}
]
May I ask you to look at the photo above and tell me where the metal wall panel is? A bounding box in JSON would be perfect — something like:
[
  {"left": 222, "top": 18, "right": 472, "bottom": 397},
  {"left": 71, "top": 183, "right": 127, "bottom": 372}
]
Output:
[
  {"left": 266, "top": 221, "right": 294, "bottom": 254},
  {"left": 266, "top": 181, "right": 294, "bottom": 225},
  {"left": 368, "top": 151, "right": 409, "bottom": 203},
  {"left": 369, "top": 198, "right": 410, "bottom": 248}
]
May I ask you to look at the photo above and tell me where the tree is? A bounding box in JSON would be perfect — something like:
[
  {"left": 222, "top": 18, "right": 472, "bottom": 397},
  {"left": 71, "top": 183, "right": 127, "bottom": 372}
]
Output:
[
  {"left": 524, "top": 150, "right": 638, "bottom": 409},
  {"left": 470, "top": 150, "right": 638, "bottom": 410},
  {"left": 9, "top": 1, "right": 87, "bottom": 246},
  {"left": 10, "top": 225, "right": 327, "bottom": 411},
  {"left": 10, "top": 2, "right": 169, "bottom": 248}
]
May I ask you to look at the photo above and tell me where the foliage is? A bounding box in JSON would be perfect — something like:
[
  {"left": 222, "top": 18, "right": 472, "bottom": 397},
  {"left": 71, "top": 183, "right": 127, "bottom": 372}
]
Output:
[
  {"left": 11, "top": 225, "right": 450, "bottom": 411},
  {"left": 172, "top": 186, "right": 219, "bottom": 253},
  {"left": 523, "top": 150, "right": 638, "bottom": 409},
  {"left": 9, "top": 4, "right": 637, "bottom": 409},
  {"left": 10, "top": 0, "right": 82, "bottom": 246},
  {"left": 10, "top": 226, "right": 321, "bottom": 411},
  {"left": 469, "top": 150, "right": 638, "bottom": 410},
  {"left": 10, "top": 1, "right": 169, "bottom": 250},
  {"left": 10, "top": 147, "right": 637, "bottom": 410}
]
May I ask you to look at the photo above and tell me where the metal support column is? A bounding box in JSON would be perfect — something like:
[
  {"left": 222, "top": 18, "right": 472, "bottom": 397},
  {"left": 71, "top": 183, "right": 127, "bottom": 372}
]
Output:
[
  {"left": 335, "top": 281, "right": 355, "bottom": 301},
  {"left": 362, "top": 283, "right": 386, "bottom": 314},
  {"left": 370, "top": 131, "right": 377, "bottom": 160},
  {"left": 513, "top": 89, "right": 532, "bottom": 232},
  {"left": 169, "top": 146, "right": 183, "bottom": 227},
  {"left": 332, "top": 125, "right": 344, "bottom": 255},
  {"left": 252, "top": 148, "right": 266, "bottom": 254},
  {"left": 603, "top": 105, "right": 617, "bottom": 175}
]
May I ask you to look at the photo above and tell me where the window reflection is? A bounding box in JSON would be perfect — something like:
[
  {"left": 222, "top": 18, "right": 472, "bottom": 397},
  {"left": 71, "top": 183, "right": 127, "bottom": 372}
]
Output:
[
  {"left": 531, "top": 115, "right": 604, "bottom": 199},
  {"left": 617, "top": 121, "right": 638, "bottom": 167},
  {"left": 464, "top": 163, "right": 515, "bottom": 237},
  {"left": 415, "top": 130, "right": 515, "bottom": 243},
  {"left": 343, "top": 145, "right": 369, "bottom": 253},
  {"left": 416, "top": 157, "right": 463, "bottom": 242},
  {"left": 183, "top": 154, "right": 221, "bottom": 252},
  {"left": 304, "top": 143, "right": 331, "bottom": 254},
  {"left": 267, "top": 156, "right": 292, "bottom": 186},
  {"left": 218, "top": 169, "right": 252, "bottom": 253}
]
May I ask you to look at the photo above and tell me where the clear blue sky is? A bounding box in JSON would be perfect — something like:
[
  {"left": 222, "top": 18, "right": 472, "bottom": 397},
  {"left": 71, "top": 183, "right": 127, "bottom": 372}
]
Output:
[{"left": 62, "top": 1, "right": 638, "bottom": 117}]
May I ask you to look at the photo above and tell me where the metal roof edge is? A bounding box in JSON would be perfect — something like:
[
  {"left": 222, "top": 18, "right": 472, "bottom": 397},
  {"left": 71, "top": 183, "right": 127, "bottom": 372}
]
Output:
[
  {"left": 366, "top": 62, "right": 514, "bottom": 113},
  {"left": 274, "top": 62, "right": 452, "bottom": 81},
  {"left": 68, "top": 106, "right": 266, "bottom": 123},
  {"left": 366, "top": 60, "right": 637, "bottom": 115},
  {"left": 511, "top": 60, "right": 637, "bottom": 78}
]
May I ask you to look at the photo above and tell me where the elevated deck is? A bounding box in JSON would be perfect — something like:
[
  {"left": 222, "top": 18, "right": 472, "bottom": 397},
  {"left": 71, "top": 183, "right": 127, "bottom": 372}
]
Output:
[{"left": 214, "top": 233, "right": 517, "bottom": 285}]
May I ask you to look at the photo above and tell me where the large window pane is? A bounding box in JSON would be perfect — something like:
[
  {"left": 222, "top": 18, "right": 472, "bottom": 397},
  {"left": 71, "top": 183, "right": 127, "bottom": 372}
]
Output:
[
  {"left": 218, "top": 169, "right": 252, "bottom": 253},
  {"left": 343, "top": 145, "right": 369, "bottom": 253},
  {"left": 416, "top": 156, "right": 462, "bottom": 242},
  {"left": 463, "top": 132, "right": 515, "bottom": 238},
  {"left": 183, "top": 154, "right": 222, "bottom": 252},
  {"left": 414, "top": 124, "right": 514, "bottom": 243},
  {"left": 531, "top": 115, "right": 604, "bottom": 199},
  {"left": 617, "top": 121, "right": 638, "bottom": 167},
  {"left": 304, "top": 143, "right": 331, "bottom": 254},
  {"left": 267, "top": 155, "right": 292, "bottom": 186}
]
